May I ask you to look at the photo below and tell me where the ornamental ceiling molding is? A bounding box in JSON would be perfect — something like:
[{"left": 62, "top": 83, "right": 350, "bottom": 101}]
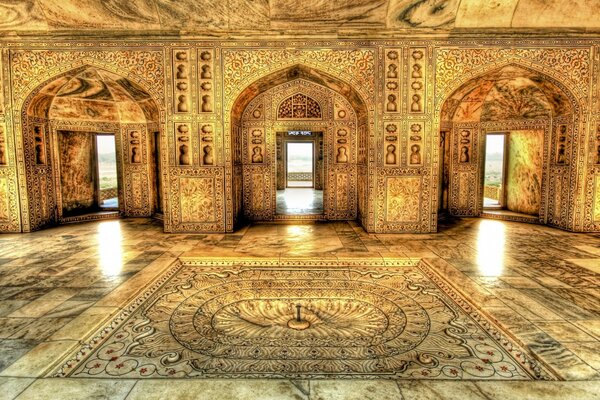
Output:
[
  {"left": 10, "top": 49, "right": 166, "bottom": 107},
  {"left": 434, "top": 48, "right": 590, "bottom": 102},
  {"left": 223, "top": 49, "right": 375, "bottom": 110}
]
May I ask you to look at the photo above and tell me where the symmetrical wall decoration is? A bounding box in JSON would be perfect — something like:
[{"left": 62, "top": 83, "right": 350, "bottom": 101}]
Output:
[
  {"left": 175, "top": 123, "right": 192, "bottom": 166},
  {"left": 1, "top": 38, "right": 599, "bottom": 234},
  {"left": 173, "top": 49, "right": 192, "bottom": 114},
  {"left": 384, "top": 123, "right": 399, "bottom": 166},
  {"left": 237, "top": 78, "right": 359, "bottom": 224},
  {"left": 384, "top": 49, "right": 401, "bottom": 114},
  {"left": 169, "top": 168, "right": 223, "bottom": 232},
  {"left": 408, "top": 48, "right": 426, "bottom": 114},
  {"left": 200, "top": 124, "right": 215, "bottom": 166},
  {"left": 198, "top": 49, "right": 214, "bottom": 114},
  {"left": 408, "top": 122, "right": 424, "bottom": 166}
]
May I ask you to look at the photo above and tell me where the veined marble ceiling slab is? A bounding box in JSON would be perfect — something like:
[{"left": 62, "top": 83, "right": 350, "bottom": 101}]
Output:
[{"left": 0, "top": 0, "right": 599, "bottom": 33}]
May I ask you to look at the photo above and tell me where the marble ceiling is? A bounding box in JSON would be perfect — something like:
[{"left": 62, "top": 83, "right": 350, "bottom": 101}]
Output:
[{"left": 1, "top": 0, "right": 599, "bottom": 33}]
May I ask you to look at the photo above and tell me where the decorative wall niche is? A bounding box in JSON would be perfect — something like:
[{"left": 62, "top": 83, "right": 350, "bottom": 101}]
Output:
[
  {"left": 129, "top": 130, "right": 142, "bottom": 164},
  {"left": 175, "top": 123, "right": 192, "bottom": 166},
  {"left": 33, "top": 124, "right": 47, "bottom": 165},
  {"left": 555, "top": 124, "right": 569, "bottom": 165},
  {"left": 198, "top": 49, "right": 214, "bottom": 114},
  {"left": 173, "top": 49, "right": 192, "bottom": 114},
  {"left": 384, "top": 49, "right": 401, "bottom": 114},
  {"left": 200, "top": 124, "right": 215, "bottom": 166},
  {"left": 408, "top": 48, "right": 426, "bottom": 114},
  {"left": 408, "top": 122, "right": 424, "bottom": 166},
  {"left": 384, "top": 123, "right": 399, "bottom": 166}
]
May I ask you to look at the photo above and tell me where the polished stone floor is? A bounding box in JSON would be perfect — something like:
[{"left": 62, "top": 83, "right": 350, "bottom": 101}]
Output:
[
  {"left": 276, "top": 188, "right": 323, "bottom": 215},
  {"left": 0, "top": 217, "right": 599, "bottom": 399}
]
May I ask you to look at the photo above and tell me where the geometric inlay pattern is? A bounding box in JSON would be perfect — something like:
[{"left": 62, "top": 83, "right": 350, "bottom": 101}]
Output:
[{"left": 53, "top": 259, "right": 555, "bottom": 380}]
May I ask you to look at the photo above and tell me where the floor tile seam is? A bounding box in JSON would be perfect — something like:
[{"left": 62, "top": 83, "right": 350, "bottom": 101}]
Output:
[{"left": 8, "top": 377, "right": 36, "bottom": 400}]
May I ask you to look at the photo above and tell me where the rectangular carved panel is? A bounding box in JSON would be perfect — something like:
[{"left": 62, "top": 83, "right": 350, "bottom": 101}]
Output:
[
  {"left": 385, "top": 176, "right": 420, "bottom": 223},
  {"left": 179, "top": 176, "right": 216, "bottom": 223},
  {"left": 594, "top": 175, "right": 600, "bottom": 222},
  {"left": 0, "top": 177, "right": 8, "bottom": 221}
]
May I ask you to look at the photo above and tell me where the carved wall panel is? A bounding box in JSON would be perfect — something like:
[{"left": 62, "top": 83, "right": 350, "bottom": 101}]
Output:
[
  {"left": 384, "top": 49, "right": 401, "bottom": 114},
  {"left": 408, "top": 48, "right": 426, "bottom": 114},
  {"left": 121, "top": 124, "right": 153, "bottom": 216},
  {"left": 169, "top": 168, "right": 224, "bottom": 232},
  {"left": 198, "top": 49, "right": 214, "bottom": 114},
  {"left": 384, "top": 122, "right": 400, "bottom": 166},
  {"left": 448, "top": 122, "right": 480, "bottom": 215},
  {"left": 238, "top": 79, "right": 359, "bottom": 222},
  {"left": 407, "top": 121, "right": 425, "bottom": 167},
  {"left": 173, "top": 49, "right": 192, "bottom": 114},
  {"left": 376, "top": 170, "right": 430, "bottom": 232}
]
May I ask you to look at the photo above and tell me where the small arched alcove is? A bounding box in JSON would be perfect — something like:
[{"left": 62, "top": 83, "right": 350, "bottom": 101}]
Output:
[
  {"left": 439, "top": 63, "right": 578, "bottom": 227},
  {"left": 22, "top": 65, "right": 163, "bottom": 230},
  {"left": 229, "top": 65, "right": 370, "bottom": 229}
]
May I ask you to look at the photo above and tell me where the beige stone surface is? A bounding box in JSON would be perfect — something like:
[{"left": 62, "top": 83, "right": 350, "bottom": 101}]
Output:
[
  {"left": 125, "top": 379, "right": 307, "bottom": 400},
  {"left": 0, "top": 378, "right": 34, "bottom": 400},
  {"left": 2, "top": 0, "right": 600, "bottom": 33},
  {"left": 0, "top": 341, "right": 79, "bottom": 378},
  {"left": 15, "top": 378, "right": 135, "bottom": 400},
  {"left": 311, "top": 380, "right": 401, "bottom": 400}
]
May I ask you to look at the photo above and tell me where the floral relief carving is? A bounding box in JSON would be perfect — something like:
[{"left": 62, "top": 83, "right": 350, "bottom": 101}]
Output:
[
  {"left": 386, "top": 177, "right": 420, "bottom": 222},
  {"left": 179, "top": 177, "right": 216, "bottom": 223},
  {"left": 223, "top": 49, "right": 375, "bottom": 106},
  {"left": 10, "top": 50, "right": 165, "bottom": 104},
  {"left": 435, "top": 48, "right": 590, "bottom": 98}
]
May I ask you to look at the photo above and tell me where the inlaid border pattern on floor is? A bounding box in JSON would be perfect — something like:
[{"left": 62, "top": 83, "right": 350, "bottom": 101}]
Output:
[{"left": 51, "top": 257, "right": 556, "bottom": 380}]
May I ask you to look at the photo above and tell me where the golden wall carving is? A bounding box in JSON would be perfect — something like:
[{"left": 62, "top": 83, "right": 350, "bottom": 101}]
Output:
[
  {"left": 0, "top": 38, "right": 598, "bottom": 233},
  {"left": 238, "top": 79, "right": 359, "bottom": 223}
]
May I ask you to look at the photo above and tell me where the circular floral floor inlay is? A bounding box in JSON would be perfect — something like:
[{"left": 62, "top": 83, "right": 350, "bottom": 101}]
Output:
[{"left": 54, "top": 261, "right": 554, "bottom": 380}]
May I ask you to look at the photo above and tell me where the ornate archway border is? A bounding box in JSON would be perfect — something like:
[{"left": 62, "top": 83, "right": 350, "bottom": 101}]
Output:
[
  {"left": 11, "top": 51, "right": 166, "bottom": 231},
  {"left": 223, "top": 52, "right": 375, "bottom": 231},
  {"left": 433, "top": 56, "right": 586, "bottom": 230}
]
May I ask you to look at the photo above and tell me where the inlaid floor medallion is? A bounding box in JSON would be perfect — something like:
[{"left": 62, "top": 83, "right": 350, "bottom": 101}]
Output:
[{"left": 53, "top": 258, "right": 555, "bottom": 380}]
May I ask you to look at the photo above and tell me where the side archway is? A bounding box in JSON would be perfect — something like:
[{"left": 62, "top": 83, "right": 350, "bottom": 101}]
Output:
[
  {"left": 438, "top": 63, "right": 580, "bottom": 229},
  {"left": 19, "top": 65, "right": 164, "bottom": 231}
]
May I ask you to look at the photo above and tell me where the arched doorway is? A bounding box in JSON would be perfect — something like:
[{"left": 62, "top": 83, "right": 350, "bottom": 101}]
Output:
[
  {"left": 21, "top": 66, "right": 163, "bottom": 230},
  {"left": 439, "top": 64, "right": 577, "bottom": 227},
  {"left": 229, "top": 65, "right": 369, "bottom": 229}
]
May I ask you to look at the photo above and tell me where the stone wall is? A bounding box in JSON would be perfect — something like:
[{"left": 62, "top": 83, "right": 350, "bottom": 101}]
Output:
[{"left": 0, "top": 36, "right": 598, "bottom": 233}]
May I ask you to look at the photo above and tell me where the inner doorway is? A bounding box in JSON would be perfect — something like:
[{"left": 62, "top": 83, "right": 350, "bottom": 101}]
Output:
[
  {"left": 276, "top": 133, "right": 323, "bottom": 216},
  {"left": 482, "top": 130, "right": 543, "bottom": 217},
  {"left": 58, "top": 130, "right": 119, "bottom": 218},
  {"left": 483, "top": 133, "right": 506, "bottom": 209},
  {"left": 97, "top": 134, "right": 118, "bottom": 210}
]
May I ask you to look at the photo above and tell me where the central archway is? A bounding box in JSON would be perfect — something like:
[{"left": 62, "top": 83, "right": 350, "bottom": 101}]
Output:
[{"left": 228, "top": 65, "right": 369, "bottom": 230}]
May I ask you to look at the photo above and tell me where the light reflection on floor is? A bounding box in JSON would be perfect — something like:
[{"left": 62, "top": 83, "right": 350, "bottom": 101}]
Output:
[
  {"left": 97, "top": 220, "right": 123, "bottom": 276},
  {"left": 476, "top": 219, "right": 506, "bottom": 276},
  {"left": 276, "top": 188, "right": 323, "bottom": 215}
]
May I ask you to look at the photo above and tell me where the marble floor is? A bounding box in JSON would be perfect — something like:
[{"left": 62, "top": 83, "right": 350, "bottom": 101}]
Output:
[
  {"left": 276, "top": 189, "right": 323, "bottom": 215},
  {"left": 0, "top": 217, "right": 599, "bottom": 399}
]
